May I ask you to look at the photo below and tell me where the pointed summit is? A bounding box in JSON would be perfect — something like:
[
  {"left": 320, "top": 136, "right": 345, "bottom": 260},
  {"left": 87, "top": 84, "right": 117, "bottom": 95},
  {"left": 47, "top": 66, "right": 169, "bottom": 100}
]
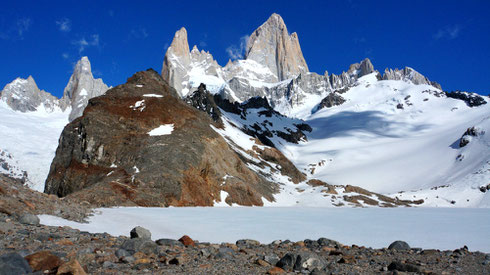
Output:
[
  {"left": 62, "top": 56, "right": 109, "bottom": 121},
  {"left": 162, "top": 27, "right": 191, "bottom": 94},
  {"left": 245, "top": 13, "right": 309, "bottom": 81}
]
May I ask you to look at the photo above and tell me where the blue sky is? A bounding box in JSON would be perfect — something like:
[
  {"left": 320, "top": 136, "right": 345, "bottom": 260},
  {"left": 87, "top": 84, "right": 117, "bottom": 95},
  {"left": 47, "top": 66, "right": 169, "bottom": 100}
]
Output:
[{"left": 1, "top": 0, "right": 489, "bottom": 97}]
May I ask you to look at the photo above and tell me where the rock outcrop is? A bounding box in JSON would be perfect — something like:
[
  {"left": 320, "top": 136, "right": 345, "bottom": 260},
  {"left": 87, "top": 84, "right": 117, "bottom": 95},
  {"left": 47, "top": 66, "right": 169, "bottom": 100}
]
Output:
[
  {"left": 44, "top": 69, "right": 277, "bottom": 207},
  {"left": 61, "top": 56, "right": 109, "bottom": 121},
  {"left": 446, "top": 90, "right": 487, "bottom": 107},
  {"left": 383, "top": 67, "right": 442, "bottom": 90},
  {"left": 0, "top": 76, "right": 60, "bottom": 112},
  {"left": 245, "top": 13, "right": 309, "bottom": 81}
]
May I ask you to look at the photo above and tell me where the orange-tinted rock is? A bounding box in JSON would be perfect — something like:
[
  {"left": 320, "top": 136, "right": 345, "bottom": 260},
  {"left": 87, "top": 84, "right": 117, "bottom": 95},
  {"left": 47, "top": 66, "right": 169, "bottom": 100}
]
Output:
[
  {"left": 25, "top": 251, "right": 63, "bottom": 272},
  {"left": 56, "top": 259, "right": 87, "bottom": 275},
  {"left": 267, "top": 267, "right": 286, "bottom": 274},
  {"left": 178, "top": 235, "right": 195, "bottom": 246}
]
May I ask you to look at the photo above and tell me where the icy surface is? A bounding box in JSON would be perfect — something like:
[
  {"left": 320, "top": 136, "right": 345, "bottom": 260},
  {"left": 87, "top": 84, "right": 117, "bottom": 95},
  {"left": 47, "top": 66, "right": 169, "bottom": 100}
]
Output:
[
  {"left": 40, "top": 207, "right": 490, "bottom": 252},
  {"left": 148, "top": 124, "right": 174, "bottom": 136},
  {"left": 0, "top": 100, "right": 69, "bottom": 191}
]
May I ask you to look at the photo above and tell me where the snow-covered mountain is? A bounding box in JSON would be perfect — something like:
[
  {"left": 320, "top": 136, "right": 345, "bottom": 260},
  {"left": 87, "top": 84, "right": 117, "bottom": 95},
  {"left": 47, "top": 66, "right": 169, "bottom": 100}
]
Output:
[
  {"left": 162, "top": 13, "right": 490, "bottom": 207},
  {"left": 0, "top": 56, "right": 108, "bottom": 191}
]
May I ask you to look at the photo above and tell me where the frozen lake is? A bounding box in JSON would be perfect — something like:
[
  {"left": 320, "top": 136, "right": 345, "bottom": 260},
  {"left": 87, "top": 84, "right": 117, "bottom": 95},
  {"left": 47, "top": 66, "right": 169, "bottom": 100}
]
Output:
[{"left": 40, "top": 207, "right": 490, "bottom": 252}]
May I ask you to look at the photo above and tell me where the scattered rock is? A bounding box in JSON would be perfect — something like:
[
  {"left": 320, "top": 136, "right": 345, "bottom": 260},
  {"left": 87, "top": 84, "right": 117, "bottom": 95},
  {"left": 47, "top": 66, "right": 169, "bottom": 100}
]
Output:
[
  {"left": 130, "top": 226, "right": 151, "bottom": 240},
  {"left": 178, "top": 235, "right": 195, "bottom": 246},
  {"left": 56, "top": 259, "right": 87, "bottom": 275},
  {"left": 0, "top": 252, "right": 32, "bottom": 275},
  {"left": 156, "top": 238, "right": 182, "bottom": 246},
  {"left": 276, "top": 253, "right": 296, "bottom": 271},
  {"left": 388, "top": 261, "right": 421, "bottom": 272},
  {"left": 24, "top": 251, "right": 63, "bottom": 272},
  {"left": 263, "top": 254, "right": 280, "bottom": 266},
  {"left": 388, "top": 240, "right": 410, "bottom": 250},
  {"left": 236, "top": 239, "right": 260, "bottom": 247},
  {"left": 18, "top": 213, "right": 40, "bottom": 226},
  {"left": 267, "top": 266, "right": 286, "bottom": 274},
  {"left": 294, "top": 251, "right": 326, "bottom": 271},
  {"left": 120, "top": 238, "right": 157, "bottom": 255}
]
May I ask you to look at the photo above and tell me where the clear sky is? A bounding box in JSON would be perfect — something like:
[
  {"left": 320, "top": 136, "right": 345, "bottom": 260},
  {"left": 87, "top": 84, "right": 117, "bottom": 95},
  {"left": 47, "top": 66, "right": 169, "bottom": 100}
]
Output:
[{"left": 1, "top": 0, "right": 489, "bottom": 98}]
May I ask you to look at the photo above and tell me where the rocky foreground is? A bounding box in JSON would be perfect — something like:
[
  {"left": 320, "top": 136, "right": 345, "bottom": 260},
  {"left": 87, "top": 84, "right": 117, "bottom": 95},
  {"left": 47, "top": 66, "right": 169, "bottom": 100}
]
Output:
[{"left": 1, "top": 211, "right": 489, "bottom": 275}]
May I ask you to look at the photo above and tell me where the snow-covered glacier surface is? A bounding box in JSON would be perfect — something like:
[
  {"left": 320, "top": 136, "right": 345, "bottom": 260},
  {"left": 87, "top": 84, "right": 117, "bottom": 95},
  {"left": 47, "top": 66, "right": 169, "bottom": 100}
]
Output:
[{"left": 40, "top": 207, "right": 490, "bottom": 252}]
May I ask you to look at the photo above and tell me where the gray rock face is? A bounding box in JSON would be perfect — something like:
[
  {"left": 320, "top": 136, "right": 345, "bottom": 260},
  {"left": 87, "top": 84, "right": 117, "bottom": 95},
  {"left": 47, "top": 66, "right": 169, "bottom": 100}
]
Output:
[
  {"left": 0, "top": 252, "right": 32, "bottom": 275},
  {"left": 130, "top": 226, "right": 152, "bottom": 240},
  {"left": 245, "top": 13, "right": 309, "bottom": 81},
  {"left": 61, "top": 56, "right": 109, "bottom": 121},
  {"left": 18, "top": 213, "right": 40, "bottom": 225},
  {"left": 383, "top": 67, "right": 442, "bottom": 90},
  {"left": 0, "top": 76, "right": 60, "bottom": 112},
  {"left": 120, "top": 238, "right": 158, "bottom": 255}
]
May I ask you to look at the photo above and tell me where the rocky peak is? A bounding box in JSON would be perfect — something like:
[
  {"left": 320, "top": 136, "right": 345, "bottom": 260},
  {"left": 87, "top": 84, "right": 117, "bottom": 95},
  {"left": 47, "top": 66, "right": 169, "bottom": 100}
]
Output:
[
  {"left": 161, "top": 28, "right": 191, "bottom": 94},
  {"left": 61, "top": 56, "right": 109, "bottom": 121},
  {"left": 245, "top": 13, "right": 309, "bottom": 81},
  {"left": 0, "top": 75, "right": 59, "bottom": 112},
  {"left": 383, "top": 67, "right": 442, "bottom": 90}
]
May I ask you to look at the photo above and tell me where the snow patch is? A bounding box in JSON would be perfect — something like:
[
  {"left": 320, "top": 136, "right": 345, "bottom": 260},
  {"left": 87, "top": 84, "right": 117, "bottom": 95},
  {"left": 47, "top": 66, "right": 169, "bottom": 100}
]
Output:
[{"left": 148, "top": 124, "right": 174, "bottom": 136}]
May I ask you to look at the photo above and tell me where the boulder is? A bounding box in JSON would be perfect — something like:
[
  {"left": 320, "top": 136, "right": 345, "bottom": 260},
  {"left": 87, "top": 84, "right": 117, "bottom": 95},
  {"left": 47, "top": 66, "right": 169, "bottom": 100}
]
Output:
[
  {"left": 388, "top": 240, "right": 411, "bottom": 250},
  {"left": 178, "top": 235, "right": 195, "bottom": 246},
  {"left": 130, "top": 226, "right": 151, "bottom": 240},
  {"left": 24, "top": 251, "right": 63, "bottom": 272},
  {"left": 0, "top": 253, "right": 32, "bottom": 275},
  {"left": 18, "top": 213, "right": 40, "bottom": 226},
  {"left": 56, "top": 259, "right": 87, "bottom": 275}
]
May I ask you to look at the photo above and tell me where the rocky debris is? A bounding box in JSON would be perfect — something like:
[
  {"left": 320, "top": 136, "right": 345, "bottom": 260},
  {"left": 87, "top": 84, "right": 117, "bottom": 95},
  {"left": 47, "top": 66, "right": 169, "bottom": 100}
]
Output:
[
  {"left": 388, "top": 240, "right": 411, "bottom": 250},
  {"left": 18, "top": 213, "right": 40, "bottom": 225},
  {"left": 44, "top": 69, "right": 277, "bottom": 207},
  {"left": 130, "top": 226, "right": 151, "bottom": 240},
  {"left": 245, "top": 13, "right": 309, "bottom": 81},
  {"left": 0, "top": 252, "right": 32, "bottom": 275},
  {"left": 60, "top": 56, "right": 109, "bottom": 121},
  {"left": 1, "top": 216, "right": 489, "bottom": 274},
  {"left": 0, "top": 149, "right": 29, "bottom": 184},
  {"left": 0, "top": 76, "right": 60, "bottom": 112},
  {"left": 0, "top": 174, "right": 91, "bottom": 222},
  {"left": 459, "top": 126, "right": 485, "bottom": 147},
  {"left": 446, "top": 90, "right": 487, "bottom": 107}
]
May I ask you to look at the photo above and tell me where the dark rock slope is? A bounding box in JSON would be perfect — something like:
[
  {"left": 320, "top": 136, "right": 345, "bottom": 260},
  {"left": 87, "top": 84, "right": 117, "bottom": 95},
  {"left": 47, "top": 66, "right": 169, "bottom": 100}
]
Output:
[{"left": 44, "top": 69, "right": 278, "bottom": 207}]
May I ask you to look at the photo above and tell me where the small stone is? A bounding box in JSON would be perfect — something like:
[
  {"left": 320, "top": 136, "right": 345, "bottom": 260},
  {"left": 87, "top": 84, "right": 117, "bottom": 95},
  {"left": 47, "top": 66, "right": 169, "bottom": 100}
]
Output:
[
  {"left": 263, "top": 254, "right": 280, "bottom": 266},
  {"left": 115, "top": 249, "right": 130, "bottom": 258},
  {"left": 294, "top": 252, "right": 326, "bottom": 271},
  {"left": 236, "top": 239, "right": 260, "bottom": 247},
  {"left": 256, "top": 259, "right": 270, "bottom": 267},
  {"left": 388, "top": 261, "right": 421, "bottom": 273},
  {"left": 169, "top": 256, "right": 185, "bottom": 265},
  {"left": 121, "top": 238, "right": 158, "bottom": 255},
  {"left": 388, "top": 240, "right": 410, "bottom": 250},
  {"left": 267, "top": 266, "right": 286, "bottom": 274},
  {"left": 102, "top": 261, "right": 116, "bottom": 268},
  {"left": 338, "top": 255, "right": 356, "bottom": 264},
  {"left": 18, "top": 213, "right": 40, "bottom": 225},
  {"left": 56, "top": 259, "right": 87, "bottom": 275},
  {"left": 178, "top": 235, "right": 195, "bottom": 246},
  {"left": 121, "top": 256, "right": 135, "bottom": 264},
  {"left": 156, "top": 238, "right": 182, "bottom": 246},
  {"left": 0, "top": 252, "right": 32, "bottom": 275},
  {"left": 24, "top": 251, "right": 64, "bottom": 272},
  {"left": 134, "top": 258, "right": 151, "bottom": 265},
  {"left": 130, "top": 226, "right": 151, "bottom": 240},
  {"left": 276, "top": 253, "right": 296, "bottom": 271}
]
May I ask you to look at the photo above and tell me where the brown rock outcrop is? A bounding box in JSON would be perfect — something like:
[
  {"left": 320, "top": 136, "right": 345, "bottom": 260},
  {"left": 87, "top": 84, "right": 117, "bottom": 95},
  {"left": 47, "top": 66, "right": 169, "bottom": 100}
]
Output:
[{"left": 44, "top": 69, "right": 277, "bottom": 207}]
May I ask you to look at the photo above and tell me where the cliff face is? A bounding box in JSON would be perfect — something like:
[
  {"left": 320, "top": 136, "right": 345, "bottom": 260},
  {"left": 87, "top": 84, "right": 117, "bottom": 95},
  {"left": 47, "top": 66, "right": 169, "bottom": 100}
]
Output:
[
  {"left": 44, "top": 69, "right": 277, "bottom": 207},
  {"left": 245, "top": 13, "right": 309, "bottom": 81}
]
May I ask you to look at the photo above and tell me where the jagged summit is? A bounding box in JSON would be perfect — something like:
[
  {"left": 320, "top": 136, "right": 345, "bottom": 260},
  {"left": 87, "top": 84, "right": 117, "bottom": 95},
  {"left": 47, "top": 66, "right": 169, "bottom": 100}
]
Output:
[
  {"left": 61, "top": 56, "right": 109, "bottom": 121},
  {"left": 0, "top": 75, "right": 60, "bottom": 112},
  {"left": 245, "top": 13, "right": 309, "bottom": 81}
]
